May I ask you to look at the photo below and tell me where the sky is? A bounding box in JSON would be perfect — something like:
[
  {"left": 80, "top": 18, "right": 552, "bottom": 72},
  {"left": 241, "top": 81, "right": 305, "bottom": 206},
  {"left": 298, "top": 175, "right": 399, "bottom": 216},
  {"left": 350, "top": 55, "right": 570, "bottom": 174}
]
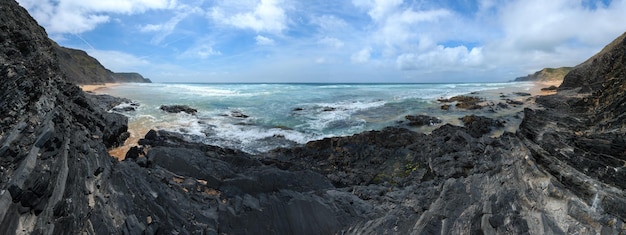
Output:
[{"left": 16, "top": 0, "right": 626, "bottom": 83}]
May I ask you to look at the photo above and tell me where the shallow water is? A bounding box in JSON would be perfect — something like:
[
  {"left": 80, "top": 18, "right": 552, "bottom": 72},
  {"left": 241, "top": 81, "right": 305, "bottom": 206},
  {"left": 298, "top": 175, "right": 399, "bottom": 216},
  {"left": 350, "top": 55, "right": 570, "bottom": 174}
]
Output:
[{"left": 101, "top": 82, "right": 536, "bottom": 154}]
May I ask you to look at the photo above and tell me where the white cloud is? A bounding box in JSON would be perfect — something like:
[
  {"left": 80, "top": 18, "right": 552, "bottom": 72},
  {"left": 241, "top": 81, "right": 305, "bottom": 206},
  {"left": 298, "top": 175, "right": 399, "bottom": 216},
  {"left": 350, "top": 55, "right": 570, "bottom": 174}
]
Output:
[
  {"left": 86, "top": 49, "right": 150, "bottom": 72},
  {"left": 351, "top": 47, "right": 371, "bottom": 63},
  {"left": 498, "top": 0, "right": 626, "bottom": 52},
  {"left": 397, "top": 45, "right": 484, "bottom": 71},
  {"left": 196, "top": 45, "right": 222, "bottom": 59},
  {"left": 17, "top": 0, "right": 177, "bottom": 34},
  {"left": 180, "top": 42, "right": 221, "bottom": 59},
  {"left": 139, "top": 6, "right": 203, "bottom": 44},
  {"left": 255, "top": 35, "right": 275, "bottom": 45},
  {"left": 318, "top": 37, "right": 344, "bottom": 49},
  {"left": 375, "top": 8, "right": 450, "bottom": 48},
  {"left": 315, "top": 57, "right": 327, "bottom": 64},
  {"left": 353, "top": 0, "right": 403, "bottom": 21},
  {"left": 351, "top": 0, "right": 453, "bottom": 59},
  {"left": 208, "top": 0, "right": 288, "bottom": 34},
  {"left": 311, "top": 15, "right": 349, "bottom": 33}
]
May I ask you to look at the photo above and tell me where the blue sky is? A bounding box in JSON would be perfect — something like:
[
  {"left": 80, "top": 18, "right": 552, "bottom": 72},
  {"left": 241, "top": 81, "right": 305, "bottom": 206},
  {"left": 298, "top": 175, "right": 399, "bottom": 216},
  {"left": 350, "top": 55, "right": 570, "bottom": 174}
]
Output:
[{"left": 16, "top": 0, "right": 626, "bottom": 83}]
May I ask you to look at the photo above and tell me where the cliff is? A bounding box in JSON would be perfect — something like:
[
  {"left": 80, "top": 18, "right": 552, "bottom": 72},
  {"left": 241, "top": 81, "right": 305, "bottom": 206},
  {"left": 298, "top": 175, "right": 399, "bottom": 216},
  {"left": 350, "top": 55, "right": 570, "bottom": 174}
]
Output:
[
  {"left": 114, "top": 72, "right": 152, "bottom": 83},
  {"left": 53, "top": 41, "right": 151, "bottom": 84},
  {"left": 514, "top": 67, "right": 573, "bottom": 82},
  {"left": 1, "top": 0, "right": 626, "bottom": 234}
]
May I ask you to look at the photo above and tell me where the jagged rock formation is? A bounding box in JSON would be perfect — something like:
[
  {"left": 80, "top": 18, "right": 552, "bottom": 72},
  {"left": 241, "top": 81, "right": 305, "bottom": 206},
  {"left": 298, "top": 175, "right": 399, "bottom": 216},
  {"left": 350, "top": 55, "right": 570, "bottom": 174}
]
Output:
[
  {"left": 515, "top": 67, "right": 573, "bottom": 82},
  {"left": 53, "top": 41, "right": 151, "bottom": 84},
  {"left": 0, "top": 0, "right": 130, "bottom": 233},
  {"left": 1, "top": 0, "right": 626, "bottom": 234}
]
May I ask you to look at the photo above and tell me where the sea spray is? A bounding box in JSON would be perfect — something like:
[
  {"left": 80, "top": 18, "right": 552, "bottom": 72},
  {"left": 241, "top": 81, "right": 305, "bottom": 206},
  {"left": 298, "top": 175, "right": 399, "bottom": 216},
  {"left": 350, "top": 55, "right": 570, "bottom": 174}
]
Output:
[{"left": 103, "top": 82, "right": 536, "bottom": 153}]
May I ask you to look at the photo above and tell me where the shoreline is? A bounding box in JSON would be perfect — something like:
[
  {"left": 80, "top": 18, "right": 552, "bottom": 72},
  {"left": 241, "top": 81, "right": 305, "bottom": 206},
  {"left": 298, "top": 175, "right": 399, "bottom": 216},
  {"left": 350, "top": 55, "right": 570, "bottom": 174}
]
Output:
[
  {"left": 105, "top": 81, "right": 562, "bottom": 161},
  {"left": 109, "top": 120, "right": 153, "bottom": 160},
  {"left": 77, "top": 82, "right": 146, "bottom": 160},
  {"left": 79, "top": 83, "right": 120, "bottom": 93}
]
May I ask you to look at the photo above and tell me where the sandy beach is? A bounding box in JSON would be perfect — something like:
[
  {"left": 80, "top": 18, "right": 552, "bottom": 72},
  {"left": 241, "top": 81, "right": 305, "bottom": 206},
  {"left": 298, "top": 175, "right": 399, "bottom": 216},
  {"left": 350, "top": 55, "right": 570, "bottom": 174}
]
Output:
[
  {"left": 79, "top": 83, "right": 120, "bottom": 93},
  {"left": 109, "top": 120, "right": 153, "bottom": 160},
  {"left": 104, "top": 81, "right": 563, "bottom": 160}
]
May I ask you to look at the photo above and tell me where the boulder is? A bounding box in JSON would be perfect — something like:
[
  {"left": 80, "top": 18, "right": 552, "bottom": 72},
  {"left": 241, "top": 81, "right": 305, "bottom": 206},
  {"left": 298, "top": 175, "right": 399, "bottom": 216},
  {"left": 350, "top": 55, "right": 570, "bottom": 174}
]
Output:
[{"left": 159, "top": 105, "right": 197, "bottom": 114}]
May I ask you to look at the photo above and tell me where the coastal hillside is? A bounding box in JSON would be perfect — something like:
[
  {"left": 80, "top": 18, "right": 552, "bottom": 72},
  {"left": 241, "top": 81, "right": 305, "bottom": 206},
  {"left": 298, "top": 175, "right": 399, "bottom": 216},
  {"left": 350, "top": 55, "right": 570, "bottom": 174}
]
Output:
[
  {"left": 1, "top": 0, "right": 626, "bottom": 234},
  {"left": 560, "top": 32, "right": 626, "bottom": 92},
  {"left": 514, "top": 67, "right": 573, "bottom": 82},
  {"left": 53, "top": 41, "right": 151, "bottom": 84}
]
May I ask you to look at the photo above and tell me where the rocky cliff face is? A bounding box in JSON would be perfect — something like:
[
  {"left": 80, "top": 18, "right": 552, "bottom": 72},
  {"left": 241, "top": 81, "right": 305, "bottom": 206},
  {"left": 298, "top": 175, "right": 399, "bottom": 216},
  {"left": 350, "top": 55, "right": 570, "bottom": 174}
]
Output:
[
  {"left": 53, "top": 41, "right": 151, "bottom": 84},
  {"left": 1, "top": 0, "right": 626, "bottom": 234},
  {"left": 514, "top": 67, "right": 573, "bottom": 82},
  {"left": 0, "top": 0, "right": 129, "bottom": 233}
]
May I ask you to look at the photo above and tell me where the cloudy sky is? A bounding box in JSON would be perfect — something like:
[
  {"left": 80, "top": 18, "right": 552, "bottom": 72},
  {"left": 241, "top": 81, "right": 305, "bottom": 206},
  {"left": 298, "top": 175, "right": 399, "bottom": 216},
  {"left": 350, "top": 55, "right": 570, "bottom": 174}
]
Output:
[{"left": 16, "top": 0, "right": 626, "bottom": 83}]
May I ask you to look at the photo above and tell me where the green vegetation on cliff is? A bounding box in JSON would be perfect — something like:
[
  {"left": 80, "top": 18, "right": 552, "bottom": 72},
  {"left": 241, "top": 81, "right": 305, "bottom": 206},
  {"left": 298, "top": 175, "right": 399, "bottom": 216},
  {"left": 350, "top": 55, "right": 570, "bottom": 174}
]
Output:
[{"left": 514, "top": 67, "right": 573, "bottom": 82}]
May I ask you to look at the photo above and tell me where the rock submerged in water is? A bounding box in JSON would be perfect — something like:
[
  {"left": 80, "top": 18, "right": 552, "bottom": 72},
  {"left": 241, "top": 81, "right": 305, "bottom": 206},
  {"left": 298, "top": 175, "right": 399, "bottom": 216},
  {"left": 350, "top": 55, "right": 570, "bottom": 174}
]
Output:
[
  {"left": 438, "top": 95, "right": 484, "bottom": 110},
  {"left": 159, "top": 104, "right": 197, "bottom": 114},
  {"left": 230, "top": 110, "right": 249, "bottom": 118},
  {"left": 404, "top": 114, "right": 442, "bottom": 126}
]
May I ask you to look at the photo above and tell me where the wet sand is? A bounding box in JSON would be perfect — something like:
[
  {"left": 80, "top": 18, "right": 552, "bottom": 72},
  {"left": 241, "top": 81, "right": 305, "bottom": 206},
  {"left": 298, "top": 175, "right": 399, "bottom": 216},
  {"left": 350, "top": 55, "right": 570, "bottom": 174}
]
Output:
[
  {"left": 79, "top": 83, "right": 120, "bottom": 93},
  {"left": 78, "top": 83, "right": 150, "bottom": 160},
  {"left": 109, "top": 121, "right": 152, "bottom": 160}
]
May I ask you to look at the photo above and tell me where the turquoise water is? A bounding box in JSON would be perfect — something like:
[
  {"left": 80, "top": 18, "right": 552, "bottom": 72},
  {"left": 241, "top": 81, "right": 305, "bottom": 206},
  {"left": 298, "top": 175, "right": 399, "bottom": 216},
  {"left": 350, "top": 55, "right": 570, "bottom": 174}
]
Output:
[{"left": 102, "top": 82, "right": 534, "bottom": 153}]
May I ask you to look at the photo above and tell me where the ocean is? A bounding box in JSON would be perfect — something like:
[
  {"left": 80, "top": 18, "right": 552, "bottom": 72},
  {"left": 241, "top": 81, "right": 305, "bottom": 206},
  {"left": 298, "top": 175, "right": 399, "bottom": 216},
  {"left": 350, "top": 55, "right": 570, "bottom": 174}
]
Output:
[{"left": 101, "top": 82, "right": 536, "bottom": 154}]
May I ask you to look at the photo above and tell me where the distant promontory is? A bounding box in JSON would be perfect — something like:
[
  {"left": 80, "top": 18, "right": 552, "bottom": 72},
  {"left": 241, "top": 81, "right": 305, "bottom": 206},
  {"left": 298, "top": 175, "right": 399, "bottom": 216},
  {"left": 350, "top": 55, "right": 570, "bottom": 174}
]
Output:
[
  {"left": 514, "top": 67, "right": 573, "bottom": 82},
  {"left": 52, "top": 41, "right": 151, "bottom": 84}
]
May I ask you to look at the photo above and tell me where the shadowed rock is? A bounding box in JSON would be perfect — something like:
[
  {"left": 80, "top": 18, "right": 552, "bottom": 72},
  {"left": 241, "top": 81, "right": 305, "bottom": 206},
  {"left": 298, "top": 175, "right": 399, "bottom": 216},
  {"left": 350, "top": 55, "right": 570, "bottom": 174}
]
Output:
[
  {"left": 541, "top": 85, "right": 558, "bottom": 91},
  {"left": 461, "top": 115, "right": 504, "bottom": 138}
]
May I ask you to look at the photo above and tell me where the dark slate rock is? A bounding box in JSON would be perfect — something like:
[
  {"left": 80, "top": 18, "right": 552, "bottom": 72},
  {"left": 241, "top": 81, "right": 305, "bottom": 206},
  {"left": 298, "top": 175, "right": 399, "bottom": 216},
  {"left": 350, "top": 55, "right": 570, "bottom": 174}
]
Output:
[
  {"left": 159, "top": 105, "right": 197, "bottom": 114},
  {"left": 230, "top": 110, "right": 249, "bottom": 118},
  {"left": 505, "top": 99, "right": 524, "bottom": 105},
  {"left": 461, "top": 115, "right": 504, "bottom": 138},
  {"left": 541, "top": 85, "right": 558, "bottom": 91},
  {"left": 404, "top": 115, "right": 442, "bottom": 126}
]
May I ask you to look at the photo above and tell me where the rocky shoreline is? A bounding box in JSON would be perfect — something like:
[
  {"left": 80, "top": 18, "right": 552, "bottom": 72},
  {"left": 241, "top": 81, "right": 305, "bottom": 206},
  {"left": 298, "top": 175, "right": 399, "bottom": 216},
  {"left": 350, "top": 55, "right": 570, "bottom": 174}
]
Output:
[{"left": 1, "top": 0, "right": 626, "bottom": 234}]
